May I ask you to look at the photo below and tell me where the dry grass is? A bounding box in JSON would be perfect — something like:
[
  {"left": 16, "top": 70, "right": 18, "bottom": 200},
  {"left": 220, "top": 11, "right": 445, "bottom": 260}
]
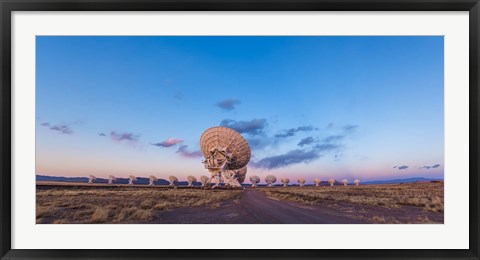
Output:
[
  {"left": 132, "top": 209, "right": 154, "bottom": 221},
  {"left": 91, "top": 208, "right": 109, "bottom": 223},
  {"left": 261, "top": 183, "right": 444, "bottom": 213},
  {"left": 140, "top": 199, "right": 156, "bottom": 209},
  {"left": 416, "top": 215, "right": 437, "bottom": 224},
  {"left": 369, "top": 216, "right": 401, "bottom": 224},
  {"left": 53, "top": 219, "right": 69, "bottom": 224},
  {"left": 74, "top": 209, "right": 94, "bottom": 219},
  {"left": 37, "top": 186, "right": 243, "bottom": 224},
  {"left": 36, "top": 206, "right": 58, "bottom": 219}
]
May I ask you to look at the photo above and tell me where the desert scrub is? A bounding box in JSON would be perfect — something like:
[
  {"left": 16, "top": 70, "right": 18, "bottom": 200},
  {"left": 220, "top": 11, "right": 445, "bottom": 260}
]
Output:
[
  {"left": 369, "top": 216, "right": 401, "bottom": 224},
  {"left": 153, "top": 202, "right": 171, "bottom": 211},
  {"left": 37, "top": 186, "right": 244, "bottom": 224},
  {"left": 91, "top": 208, "right": 109, "bottom": 223},
  {"left": 140, "top": 199, "right": 157, "bottom": 209},
  {"left": 114, "top": 207, "right": 153, "bottom": 222},
  {"left": 117, "top": 207, "right": 138, "bottom": 222},
  {"left": 414, "top": 215, "right": 437, "bottom": 224},
  {"left": 36, "top": 206, "right": 57, "bottom": 219},
  {"left": 53, "top": 219, "right": 69, "bottom": 224},
  {"left": 260, "top": 183, "right": 443, "bottom": 212},
  {"left": 133, "top": 209, "right": 154, "bottom": 221},
  {"left": 425, "top": 196, "right": 444, "bottom": 213}
]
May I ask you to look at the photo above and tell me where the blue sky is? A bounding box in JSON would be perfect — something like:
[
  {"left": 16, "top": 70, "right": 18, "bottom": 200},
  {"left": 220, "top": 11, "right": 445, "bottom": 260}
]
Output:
[{"left": 36, "top": 36, "right": 444, "bottom": 182}]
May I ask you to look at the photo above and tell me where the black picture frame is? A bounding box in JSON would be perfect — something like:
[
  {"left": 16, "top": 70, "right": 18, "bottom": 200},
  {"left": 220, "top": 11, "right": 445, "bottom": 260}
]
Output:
[{"left": 1, "top": 0, "right": 479, "bottom": 259}]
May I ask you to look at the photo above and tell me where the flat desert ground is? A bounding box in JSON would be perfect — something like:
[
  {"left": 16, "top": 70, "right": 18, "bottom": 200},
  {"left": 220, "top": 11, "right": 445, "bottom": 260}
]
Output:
[{"left": 36, "top": 182, "right": 443, "bottom": 224}]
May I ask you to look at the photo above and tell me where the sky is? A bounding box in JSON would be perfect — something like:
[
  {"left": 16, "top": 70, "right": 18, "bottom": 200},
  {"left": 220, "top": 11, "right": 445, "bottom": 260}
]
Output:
[{"left": 36, "top": 36, "right": 444, "bottom": 183}]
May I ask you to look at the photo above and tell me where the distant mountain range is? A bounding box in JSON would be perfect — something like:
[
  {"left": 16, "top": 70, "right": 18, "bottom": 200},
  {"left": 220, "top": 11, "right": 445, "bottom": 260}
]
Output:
[
  {"left": 362, "top": 177, "right": 443, "bottom": 184},
  {"left": 35, "top": 175, "right": 195, "bottom": 186},
  {"left": 36, "top": 174, "right": 443, "bottom": 186}
]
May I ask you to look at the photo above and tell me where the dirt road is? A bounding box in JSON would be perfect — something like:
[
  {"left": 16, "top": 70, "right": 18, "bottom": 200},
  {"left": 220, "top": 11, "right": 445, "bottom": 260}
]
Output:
[
  {"left": 238, "top": 190, "right": 363, "bottom": 224},
  {"left": 37, "top": 182, "right": 443, "bottom": 224},
  {"left": 155, "top": 189, "right": 364, "bottom": 224}
]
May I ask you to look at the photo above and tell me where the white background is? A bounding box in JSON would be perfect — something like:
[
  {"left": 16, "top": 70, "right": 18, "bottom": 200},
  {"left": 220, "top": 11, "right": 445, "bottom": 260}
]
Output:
[{"left": 12, "top": 12, "right": 469, "bottom": 249}]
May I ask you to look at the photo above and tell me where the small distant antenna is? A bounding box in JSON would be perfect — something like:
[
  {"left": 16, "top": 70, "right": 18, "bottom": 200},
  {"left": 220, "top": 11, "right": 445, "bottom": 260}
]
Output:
[
  {"left": 168, "top": 175, "right": 178, "bottom": 186},
  {"left": 265, "top": 175, "right": 277, "bottom": 187},
  {"left": 281, "top": 178, "right": 290, "bottom": 187},
  {"left": 187, "top": 176, "right": 197, "bottom": 187},
  {"left": 249, "top": 175, "right": 260, "bottom": 187},
  {"left": 297, "top": 178, "right": 306, "bottom": 187},
  {"left": 200, "top": 175, "right": 210, "bottom": 187},
  {"left": 108, "top": 175, "right": 116, "bottom": 184},
  {"left": 88, "top": 175, "right": 96, "bottom": 184},
  {"left": 149, "top": 175, "right": 158, "bottom": 186},
  {"left": 328, "top": 178, "right": 336, "bottom": 186},
  {"left": 128, "top": 175, "right": 137, "bottom": 185}
]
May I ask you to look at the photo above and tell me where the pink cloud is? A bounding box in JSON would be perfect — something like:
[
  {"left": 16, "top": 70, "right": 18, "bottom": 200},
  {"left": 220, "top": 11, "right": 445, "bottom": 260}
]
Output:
[
  {"left": 176, "top": 145, "right": 203, "bottom": 158},
  {"left": 110, "top": 131, "right": 140, "bottom": 142},
  {"left": 151, "top": 137, "right": 184, "bottom": 148}
]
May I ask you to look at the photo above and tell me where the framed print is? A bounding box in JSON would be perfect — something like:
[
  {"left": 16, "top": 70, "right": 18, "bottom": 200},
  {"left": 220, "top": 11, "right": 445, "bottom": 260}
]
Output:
[{"left": 1, "top": 0, "right": 479, "bottom": 259}]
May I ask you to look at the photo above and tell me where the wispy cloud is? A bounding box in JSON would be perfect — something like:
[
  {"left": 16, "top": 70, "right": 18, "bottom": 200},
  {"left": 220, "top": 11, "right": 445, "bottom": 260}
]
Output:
[
  {"left": 246, "top": 136, "right": 272, "bottom": 150},
  {"left": 99, "top": 133, "right": 106, "bottom": 136},
  {"left": 298, "top": 137, "right": 315, "bottom": 147},
  {"left": 322, "top": 135, "right": 345, "bottom": 143},
  {"left": 250, "top": 122, "right": 358, "bottom": 168},
  {"left": 176, "top": 145, "right": 203, "bottom": 158},
  {"left": 419, "top": 163, "right": 441, "bottom": 170},
  {"left": 313, "top": 143, "right": 340, "bottom": 151},
  {"left": 40, "top": 122, "right": 73, "bottom": 135},
  {"left": 343, "top": 124, "right": 359, "bottom": 133},
  {"left": 297, "top": 134, "right": 346, "bottom": 147},
  {"left": 173, "top": 90, "right": 183, "bottom": 100},
  {"left": 151, "top": 138, "right": 184, "bottom": 148},
  {"left": 251, "top": 142, "right": 340, "bottom": 170},
  {"left": 220, "top": 118, "right": 267, "bottom": 136},
  {"left": 397, "top": 165, "right": 409, "bottom": 170},
  {"left": 251, "top": 149, "right": 320, "bottom": 169},
  {"left": 217, "top": 98, "right": 241, "bottom": 111},
  {"left": 110, "top": 131, "right": 140, "bottom": 142},
  {"left": 275, "top": 125, "right": 315, "bottom": 138}
]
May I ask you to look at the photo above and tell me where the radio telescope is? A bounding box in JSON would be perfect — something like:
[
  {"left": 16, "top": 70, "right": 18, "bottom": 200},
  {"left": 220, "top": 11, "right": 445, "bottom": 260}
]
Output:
[
  {"left": 108, "top": 175, "right": 116, "bottom": 184},
  {"left": 187, "top": 176, "right": 197, "bottom": 187},
  {"left": 297, "top": 178, "right": 306, "bottom": 187},
  {"left": 200, "top": 175, "right": 210, "bottom": 187},
  {"left": 265, "top": 175, "right": 277, "bottom": 187},
  {"left": 328, "top": 178, "right": 336, "bottom": 186},
  {"left": 281, "top": 178, "right": 290, "bottom": 187},
  {"left": 168, "top": 175, "right": 178, "bottom": 186},
  {"left": 249, "top": 175, "right": 260, "bottom": 187},
  {"left": 354, "top": 179, "right": 360, "bottom": 186},
  {"left": 128, "top": 175, "right": 137, "bottom": 185},
  {"left": 234, "top": 166, "right": 247, "bottom": 185},
  {"left": 88, "top": 175, "right": 96, "bottom": 184},
  {"left": 200, "top": 126, "right": 251, "bottom": 188},
  {"left": 149, "top": 175, "right": 157, "bottom": 186},
  {"left": 313, "top": 178, "right": 321, "bottom": 187}
]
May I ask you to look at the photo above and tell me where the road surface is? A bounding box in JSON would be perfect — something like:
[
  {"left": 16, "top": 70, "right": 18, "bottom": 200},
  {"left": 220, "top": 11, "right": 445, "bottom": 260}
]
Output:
[
  {"left": 154, "top": 189, "right": 364, "bottom": 224},
  {"left": 238, "top": 189, "right": 363, "bottom": 224}
]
